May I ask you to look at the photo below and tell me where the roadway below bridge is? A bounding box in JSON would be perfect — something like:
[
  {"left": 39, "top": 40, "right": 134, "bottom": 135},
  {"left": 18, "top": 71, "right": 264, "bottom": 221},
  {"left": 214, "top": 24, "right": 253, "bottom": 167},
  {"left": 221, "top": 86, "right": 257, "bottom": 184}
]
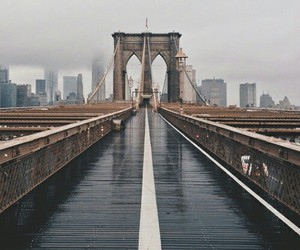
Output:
[
  {"left": 161, "top": 104, "right": 300, "bottom": 141},
  {"left": 0, "top": 103, "right": 131, "bottom": 140},
  {"left": 0, "top": 107, "right": 299, "bottom": 249}
]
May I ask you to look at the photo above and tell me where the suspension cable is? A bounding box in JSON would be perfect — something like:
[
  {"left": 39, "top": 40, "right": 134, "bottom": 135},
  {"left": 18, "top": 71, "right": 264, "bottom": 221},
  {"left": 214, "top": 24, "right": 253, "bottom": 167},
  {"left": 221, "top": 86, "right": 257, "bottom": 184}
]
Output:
[
  {"left": 183, "top": 70, "right": 209, "bottom": 106},
  {"left": 137, "top": 36, "right": 147, "bottom": 106},
  {"left": 147, "top": 35, "right": 152, "bottom": 87},
  {"left": 172, "top": 35, "right": 178, "bottom": 53},
  {"left": 173, "top": 35, "right": 208, "bottom": 106},
  {"left": 87, "top": 37, "right": 121, "bottom": 104}
]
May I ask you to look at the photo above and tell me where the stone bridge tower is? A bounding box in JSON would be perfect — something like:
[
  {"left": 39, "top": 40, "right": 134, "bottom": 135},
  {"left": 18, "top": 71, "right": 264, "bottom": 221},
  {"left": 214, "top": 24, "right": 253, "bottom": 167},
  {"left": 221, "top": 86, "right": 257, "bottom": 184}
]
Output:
[{"left": 112, "top": 32, "right": 181, "bottom": 102}]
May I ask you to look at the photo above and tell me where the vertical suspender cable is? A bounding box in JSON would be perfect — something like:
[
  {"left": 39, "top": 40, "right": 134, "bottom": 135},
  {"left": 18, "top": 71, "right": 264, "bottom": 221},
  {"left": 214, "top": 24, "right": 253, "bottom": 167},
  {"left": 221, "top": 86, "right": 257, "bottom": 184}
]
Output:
[
  {"left": 137, "top": 36, "right": 147, "bottom": 106},
  {"left": 147, "top": 35, "right": 152, "bottom": 87}
]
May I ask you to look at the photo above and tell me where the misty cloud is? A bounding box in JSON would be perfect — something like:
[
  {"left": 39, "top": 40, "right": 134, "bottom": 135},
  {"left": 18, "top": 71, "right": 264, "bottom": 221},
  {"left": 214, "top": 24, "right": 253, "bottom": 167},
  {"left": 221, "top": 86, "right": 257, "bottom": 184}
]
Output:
[{"left": 0, "top": 0, "right": 299, "bottom": 105}]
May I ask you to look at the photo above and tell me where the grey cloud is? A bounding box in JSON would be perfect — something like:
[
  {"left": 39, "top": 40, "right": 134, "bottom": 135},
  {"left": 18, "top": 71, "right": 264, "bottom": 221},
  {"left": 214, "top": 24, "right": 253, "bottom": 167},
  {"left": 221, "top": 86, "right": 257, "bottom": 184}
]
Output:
[{"left": 0, "top": 0, "right": 299, "bottom": 105}]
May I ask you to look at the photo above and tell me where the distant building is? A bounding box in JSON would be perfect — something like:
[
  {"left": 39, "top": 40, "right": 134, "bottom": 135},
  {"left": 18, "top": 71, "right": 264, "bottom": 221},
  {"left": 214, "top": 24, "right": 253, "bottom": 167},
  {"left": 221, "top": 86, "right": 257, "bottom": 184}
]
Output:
[
  {"left": 183, "top": 65, "right": 196, "bottom": 103},
  {"left": 35, "top": 79, "right": 47, "bottom": 105},
  {"left": 55, "top": 90, "right": 61, "bottom": 102},
  {"left": 240, "top": 83, "right": 256, "bottom": 107},
  {"left": 92, "top": 57, "right": 106, "bottom": 101},
  {"left": 195, "top": 85, "right": 203, "bottom": 103},
  {"left": 277, "top": 96, "right": 291, "bottom": 110},
  {"left": 201, "top": 78, "right": 227, "bottom": 106},
  {"left": 38, "top": 93, "right": 48, "bottom": 106},
  {"left": 0, "top": 82, "right": 17, "bottom": 107},
  {"left": 17, "top": 84, "right": 31, "bottom": 107},
  {"left": 67, "top": 92, "right": 77, "bottom": 103},
  {"left": 36, "top": 79, "right": 46, "bottom": 94},
  {"left": 260, "top": 93, "right": 274, "bottom": 108},
  {"left": 63, "top": 76, "right": 77, "bottom": 100},
  {"left": 30, "top": 93, "right": 40, "bottom": 106},
  {"left": 44, "top": 69, "right": 58, "bottom": 104},
  {"left": 0, "top": 67, "right": 9, "bottom": 83},
  {"left": 76, "top": 73, "right": 84, "bottom": 104}
]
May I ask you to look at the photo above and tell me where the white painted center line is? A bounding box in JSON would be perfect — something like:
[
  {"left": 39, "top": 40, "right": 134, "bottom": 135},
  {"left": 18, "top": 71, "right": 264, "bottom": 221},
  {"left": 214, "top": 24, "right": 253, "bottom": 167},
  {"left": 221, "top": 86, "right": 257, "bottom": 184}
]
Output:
[{"left": 139, "top": 110, "right": 161, "bottom": 250}]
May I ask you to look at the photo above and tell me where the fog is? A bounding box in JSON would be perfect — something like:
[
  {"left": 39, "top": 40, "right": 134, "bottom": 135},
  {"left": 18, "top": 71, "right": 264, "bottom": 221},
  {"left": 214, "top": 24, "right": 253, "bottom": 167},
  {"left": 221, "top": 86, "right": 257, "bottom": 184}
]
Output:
[{"left": 1, "top": 0, "right": 299, "bottom": 105}]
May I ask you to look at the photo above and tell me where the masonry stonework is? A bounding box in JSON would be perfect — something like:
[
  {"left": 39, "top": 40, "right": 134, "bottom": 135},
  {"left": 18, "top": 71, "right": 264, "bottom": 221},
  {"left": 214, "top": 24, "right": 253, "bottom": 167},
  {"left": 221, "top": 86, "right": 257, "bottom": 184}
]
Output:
[{"left": 112, "top": 32, "right": 181, "bottom": 102}]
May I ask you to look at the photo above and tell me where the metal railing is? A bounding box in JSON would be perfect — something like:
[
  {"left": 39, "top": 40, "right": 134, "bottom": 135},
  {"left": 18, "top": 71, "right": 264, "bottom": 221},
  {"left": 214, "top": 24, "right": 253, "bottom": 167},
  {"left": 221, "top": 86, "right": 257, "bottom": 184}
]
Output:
[
  {"left": 0, "top": 108, "right": 132, "bottom": 213},
  {"left": 159, "top": 107, "right": 300, "bottom": 216}
]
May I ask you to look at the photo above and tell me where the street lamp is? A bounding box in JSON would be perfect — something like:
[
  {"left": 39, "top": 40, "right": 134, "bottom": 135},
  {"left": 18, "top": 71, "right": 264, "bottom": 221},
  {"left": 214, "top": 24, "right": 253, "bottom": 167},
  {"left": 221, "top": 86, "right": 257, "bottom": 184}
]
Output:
[
  {"left": 128, "top": 76, "right": 134, "bottom": 107},
  {"left": 175, "top": 48, "right": 188, "bottom": 114},
  {"left": 152, "top": 85, "right": 161, "bottom": 111}
]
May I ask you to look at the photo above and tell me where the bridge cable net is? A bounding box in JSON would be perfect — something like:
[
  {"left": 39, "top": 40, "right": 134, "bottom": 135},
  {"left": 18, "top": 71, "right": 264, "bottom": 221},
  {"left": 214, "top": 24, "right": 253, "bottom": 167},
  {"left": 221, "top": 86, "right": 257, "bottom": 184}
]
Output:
[
  {"left": 125, "top": 72, "right": 134, "bottom": 102},
  {"left": 151, "top": 88, "right": 159, "bottom": 111},
  {"left": 172, "top": 37, "right": 208, "bottom": 106},
  {"left": 183, "top": 70, "right": 209, "bottom": 106},
  {"left": 136, "top": 36, "right": 147, "bottom": 107},
  {"left": 125, "top": 73, "right": 130, "bottom": 100},
  {"left": 154, "top": 37, "right": 179, "bottom": 104},
  {"left": 172, "top": 35, "right": 178, "bottom": 52},
  {"left": 160, "top": 71, "right": 168, "bottom": 102},
  {"left": 146, "top": 35, "right": 160, "bottom": 110},
  {"left": 87, "top": 37, "right": 121, "bottom": 104},
  {"left": 147, "top": 35, "right": 153, "bottom": 89}
]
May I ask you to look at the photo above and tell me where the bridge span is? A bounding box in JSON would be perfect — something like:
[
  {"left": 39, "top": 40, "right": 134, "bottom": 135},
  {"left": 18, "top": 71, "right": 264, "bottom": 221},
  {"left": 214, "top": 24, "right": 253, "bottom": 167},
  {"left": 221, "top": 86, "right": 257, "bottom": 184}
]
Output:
[{"left": 0, "top": 105, "right": 299, "bottom": 249}]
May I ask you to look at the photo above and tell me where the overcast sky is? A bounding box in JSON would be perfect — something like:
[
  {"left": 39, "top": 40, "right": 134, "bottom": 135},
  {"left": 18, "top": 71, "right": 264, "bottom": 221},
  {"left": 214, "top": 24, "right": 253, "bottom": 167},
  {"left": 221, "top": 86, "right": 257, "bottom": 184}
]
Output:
[{"left": 1, "top": 0, "right": 299, "bottom": 106}]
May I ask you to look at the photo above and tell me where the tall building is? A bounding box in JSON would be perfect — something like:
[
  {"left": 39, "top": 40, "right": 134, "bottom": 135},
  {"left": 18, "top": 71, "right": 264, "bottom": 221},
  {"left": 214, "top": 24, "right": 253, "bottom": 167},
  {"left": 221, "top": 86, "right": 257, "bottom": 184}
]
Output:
[
  {"left": 278, "top": 96, "right": 291, "bottom": 109},
  {"left": 260, "top": 93, "right": 274, "bottom": 108},
  {"left": 0, "top": 67, "right": 9, "bottom": 83},
  {"left": 183, "top": 65, "right": 196, "bottom": 103},
  {"left": 36, "top": 79, "right": 46, "bottom": 94},
  {"left": 44, "top": 69, "right": 58, "bottom": 104},
  {"left": 0, "top": 82, "right": 17, "bottom": 107},
  {"left": 17, "top": 84, "right": 31, "bottom": 107},
  {"left": 201, "top": 78, "right": 227, "bottom": 106},
  {"left": 92, "top": 57, "right": 105, "bottom": 101},
  {"left": 76, "top": 73, "right": 84, "bottom": 104},
  {"left": 240, "top": 83, "right": 256, "bottom": 107},
  {"left": 195, "top": 85, "right": 203, "bottom": 103},
  {"left": 30, "top": 93, "right": 40, "bottom": 106},
  {"left": 35, "top": 79, "right": 47, "bottom": 106},
  {"left": 63, "top": 76, "right": 77, "bottom": 100}
]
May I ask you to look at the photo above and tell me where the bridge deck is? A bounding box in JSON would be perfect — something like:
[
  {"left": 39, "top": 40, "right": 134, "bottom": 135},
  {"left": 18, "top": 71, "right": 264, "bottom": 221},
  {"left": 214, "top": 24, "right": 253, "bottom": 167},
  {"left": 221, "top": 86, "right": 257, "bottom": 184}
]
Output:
[
  {"left": 0, "top": 103, "right": 130, "bottom": 140},
  {"left": 162, "top": 104, "right": 300, "bottom": 138},
  {"left": 0, "top": 108, "right": 299, "bottom": 249}
]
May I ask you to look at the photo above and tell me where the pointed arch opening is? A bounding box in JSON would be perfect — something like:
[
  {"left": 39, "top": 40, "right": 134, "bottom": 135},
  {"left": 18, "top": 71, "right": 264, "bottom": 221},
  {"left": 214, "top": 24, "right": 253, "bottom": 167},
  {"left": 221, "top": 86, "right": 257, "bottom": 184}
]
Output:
[
  {"left": 151, "top": 54, "right": 167, "bottom": 102},
  {"left": 126, "top": 54, "right": 142, "bottom": 100}
]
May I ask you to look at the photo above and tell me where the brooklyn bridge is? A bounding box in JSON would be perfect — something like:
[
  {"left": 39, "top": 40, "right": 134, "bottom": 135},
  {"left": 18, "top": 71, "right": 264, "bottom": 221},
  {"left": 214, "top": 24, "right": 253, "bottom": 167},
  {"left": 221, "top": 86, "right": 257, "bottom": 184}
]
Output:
[{"left": 0, "top": 32, "right": 299, "bottom": 249}]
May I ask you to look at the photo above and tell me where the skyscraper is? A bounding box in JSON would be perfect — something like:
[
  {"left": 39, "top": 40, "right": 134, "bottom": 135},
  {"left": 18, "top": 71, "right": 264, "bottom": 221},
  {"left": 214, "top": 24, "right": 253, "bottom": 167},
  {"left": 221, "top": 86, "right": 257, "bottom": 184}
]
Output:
[
  {"left": 63, "top": 76, "right": 77, "bottom": 100},
  {"left": 240, "top": 83, "right": 256, "bottom": 107},
  {"left": 0, "top": 67, "right": 9, "bottom": 83},
  {"left": 17, "top": 84, "right": 31, "bottom": 107},
  {"left": 201, "top": 78, "right": 227, "bottom": 106},
  {"left": 76, "top": 73, "right": 84, "bottom": 104},
  {"left": 92, "top": 57, "right": 106, "bottom": 102},
  {"left": 44, "top": 69, "right": 58, "bottom": 104},
  {"left": 0, "top": 82, "right": 17, "bottom": 107},
  {"left": 183, "top": 65, "right": 196, "bottom": 103},
  {"left": 36, "top": 79, "right": 46, "bottom": 94},
  {"left": 260, "top": 93, "right": 274, "bottom": 108}
]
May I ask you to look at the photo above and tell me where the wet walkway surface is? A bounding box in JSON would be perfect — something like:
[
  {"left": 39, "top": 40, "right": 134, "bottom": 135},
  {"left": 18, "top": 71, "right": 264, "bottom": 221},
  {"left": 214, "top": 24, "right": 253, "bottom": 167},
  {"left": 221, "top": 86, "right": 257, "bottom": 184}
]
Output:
[{"left": 0, "top": 108, "right": 299, "bottom": 249}]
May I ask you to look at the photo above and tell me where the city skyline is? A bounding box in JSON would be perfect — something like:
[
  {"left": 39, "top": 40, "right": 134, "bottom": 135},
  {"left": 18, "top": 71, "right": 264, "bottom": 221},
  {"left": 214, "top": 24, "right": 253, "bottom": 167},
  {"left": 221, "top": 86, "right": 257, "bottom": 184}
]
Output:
[{"left": 1, "top": 0, "right": 299, "bottom": 106}]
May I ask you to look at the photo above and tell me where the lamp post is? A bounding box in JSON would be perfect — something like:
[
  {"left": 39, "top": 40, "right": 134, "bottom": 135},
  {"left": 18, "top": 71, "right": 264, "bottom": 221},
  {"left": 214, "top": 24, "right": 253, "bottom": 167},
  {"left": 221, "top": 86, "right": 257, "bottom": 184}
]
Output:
[
  {"left": 128, "top": 76, "right": 134, "bottom": 107},
  {"left": 152, "top": 85, "right": 161, "bottom": 111},
  {"left": 175, "top": 47, "right": 188, "bottom": 114}
]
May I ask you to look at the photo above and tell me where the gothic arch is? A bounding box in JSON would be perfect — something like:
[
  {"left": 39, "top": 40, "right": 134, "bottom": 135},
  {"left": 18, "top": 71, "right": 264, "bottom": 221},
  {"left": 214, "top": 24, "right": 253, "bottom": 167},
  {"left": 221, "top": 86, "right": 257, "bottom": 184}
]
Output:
[{"left": 112, "top": 32, "right": 181, "bottom": 102}]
